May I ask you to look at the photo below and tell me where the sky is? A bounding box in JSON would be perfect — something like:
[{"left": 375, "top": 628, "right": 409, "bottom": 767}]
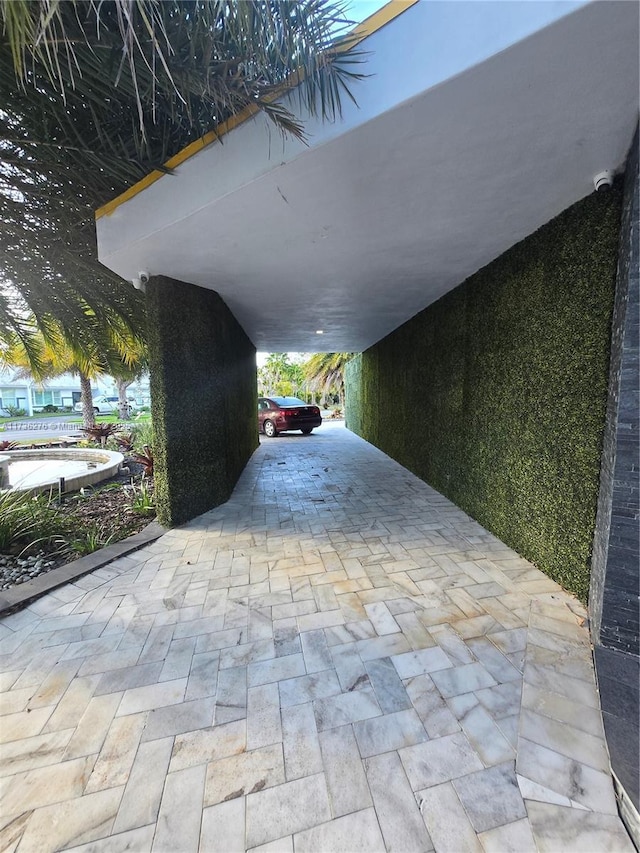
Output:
[
  {"left": 257, "top": 352, "right": 306, "bottom": 368},
  {"left": 348, "top": 1, "right": 388, "bottom": 23}
]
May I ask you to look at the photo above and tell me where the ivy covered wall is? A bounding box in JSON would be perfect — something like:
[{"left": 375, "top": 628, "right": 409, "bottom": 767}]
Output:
[
  {"left": 147, "top": 277, "right": 258, "bottom": 527},
  {"left": 346, "top": 187, "right": 623, "bottom": 601}
]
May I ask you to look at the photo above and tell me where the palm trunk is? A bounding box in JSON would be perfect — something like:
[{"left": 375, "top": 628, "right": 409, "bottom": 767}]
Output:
[
  {"left": 79, "top": 371, "right": 95, "bottom": 429},
  {"left": 116, "top": 377, "right": 133, "bottom": 420}
]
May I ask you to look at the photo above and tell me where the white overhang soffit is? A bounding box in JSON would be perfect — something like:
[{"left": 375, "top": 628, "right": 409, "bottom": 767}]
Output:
[{"left": 96, "top": 1, "right": 640, "bottom": 353}]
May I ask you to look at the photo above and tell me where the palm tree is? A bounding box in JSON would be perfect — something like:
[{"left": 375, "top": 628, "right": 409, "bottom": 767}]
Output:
[
  {"left": 109, "top": 331, "right": 149, "bottom": 421},
  {"left": 1, "top": 317, "right": 148, "bottom": 428},
  {"left": 2, "top": 329, "right": 100, "bottom": 428},
  {"left": 303, "top": 352, "right": 355, "bottom": 407},
  {"left": 259, "top": 353, "right": 291, "bottom": 395},
  {"left": 0, "top": 1, "right": 365, "bottom": 363},
  {"left": 259, "top": 354, "right": 309, "bottom": 398}
]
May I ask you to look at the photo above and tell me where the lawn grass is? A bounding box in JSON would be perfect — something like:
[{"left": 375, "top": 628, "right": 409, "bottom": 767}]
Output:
[
  {"left": 68, "top": 413, "right": 152, "bottom": 425},
  {"left": 0, "top": 411, "right": 74, "bottom": 421},
  {"left": 1, "top": 412, "right": 151, "bottom": 425}
]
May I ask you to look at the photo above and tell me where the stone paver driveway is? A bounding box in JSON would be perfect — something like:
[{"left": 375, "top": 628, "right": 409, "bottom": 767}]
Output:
[{"left": 0, "top": 423, "right": 633, "bottom": 852}]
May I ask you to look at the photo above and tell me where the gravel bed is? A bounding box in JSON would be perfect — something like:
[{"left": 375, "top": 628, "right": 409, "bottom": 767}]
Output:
[{"left": 0, "top": 553, "right": 59, "bottom": 590}]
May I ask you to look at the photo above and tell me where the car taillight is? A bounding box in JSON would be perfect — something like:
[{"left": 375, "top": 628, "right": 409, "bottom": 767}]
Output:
[{"left": 280, "top": 409, "right": 296, "bottom": 417}]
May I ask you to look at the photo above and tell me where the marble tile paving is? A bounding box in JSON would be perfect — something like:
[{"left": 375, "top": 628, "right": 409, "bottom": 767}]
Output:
[{"left": 0, "top": 423, "right": 633, "bottom": 851}]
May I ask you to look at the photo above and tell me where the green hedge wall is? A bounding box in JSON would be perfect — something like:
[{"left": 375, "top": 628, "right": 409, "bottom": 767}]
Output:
[
  {"left": 346, "top": 188, "right": 623, "bottom": 601},
  {"left": 147, "top": 277, "right": 258, "bottom": 527}
]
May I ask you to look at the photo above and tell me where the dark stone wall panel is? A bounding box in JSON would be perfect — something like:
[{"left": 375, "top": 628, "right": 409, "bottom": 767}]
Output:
[{"left": 591, "top": 129, "right": 639, "bottom": 655}]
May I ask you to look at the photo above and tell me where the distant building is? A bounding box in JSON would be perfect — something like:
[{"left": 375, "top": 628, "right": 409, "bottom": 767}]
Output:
[{"left": 0, "top": 369, "right": 150, "bottom": 416}]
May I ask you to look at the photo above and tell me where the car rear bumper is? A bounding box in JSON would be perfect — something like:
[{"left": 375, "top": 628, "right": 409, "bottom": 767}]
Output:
[{"left": 278, "top": 417, "right": 322, "bottom": 431}]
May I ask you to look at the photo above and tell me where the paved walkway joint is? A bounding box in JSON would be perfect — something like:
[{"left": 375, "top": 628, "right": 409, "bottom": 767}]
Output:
[{"left": 0, "top": 424, "right": 633, "bottom": 852}]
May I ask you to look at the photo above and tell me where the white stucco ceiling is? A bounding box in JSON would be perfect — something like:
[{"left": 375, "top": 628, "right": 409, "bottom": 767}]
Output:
[{"left": 96, "top": 1, "right": 639, "bottom": 353}]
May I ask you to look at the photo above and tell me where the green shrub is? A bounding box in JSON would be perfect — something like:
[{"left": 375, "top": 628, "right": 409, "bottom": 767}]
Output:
[
  {"left": 0, "top": 490, "right": 71, "bottom": 555},
  {"left": 69, "top": 521, "right": 116, "bottom": 556},
  {"left": 132, "top": 421, "right": 155, "bottom": 452},
  {"left": 129, "top": 479, "right": 155, "bottom": 514}
]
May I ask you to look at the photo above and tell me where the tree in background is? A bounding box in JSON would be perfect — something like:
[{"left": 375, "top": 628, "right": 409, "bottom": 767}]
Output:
[
  {"left": 105, "top": 321, "right": 149, "bottom": 421},
  {"left": 303, "top": 352, "right": 355, "bottom": 408},
  {"left": 0, "top": 1, "right": 364, "bottom": 365},
  {"left": 1, "top": 317, "right": 148, "bottom": 428},
  {"left": 258, "top": 353, "right": 307, "bottom": 398}
]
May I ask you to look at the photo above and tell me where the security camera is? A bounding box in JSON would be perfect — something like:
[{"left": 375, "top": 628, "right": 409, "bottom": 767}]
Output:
[
  {"left": 138, "top": 271, "right": 150, "bottom": 284},
  {"left": 132, "top": 278, "right": 145, "bottom": 292},
  {"left": 593, "top": 171, "right": 614, "bottom": 192}
]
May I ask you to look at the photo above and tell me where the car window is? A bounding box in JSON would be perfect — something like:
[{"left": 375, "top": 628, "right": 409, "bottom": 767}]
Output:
[{"left": 270, "top": 397, "right": 306, "bottom": 406}]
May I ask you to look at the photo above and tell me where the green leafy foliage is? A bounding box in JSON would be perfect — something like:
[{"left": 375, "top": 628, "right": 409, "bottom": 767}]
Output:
[
  {"left": 303, "top": 352, "right": 355, "bottom": 406},
  {"left": 132, "top": 422, "right": 155, "bottom": 453},
  {"left": 346, "top": 188, "right": 623, "bottom": 602},
  {"left": 0, "top": 490, "right": 70, "bottom": 555},
  {"left": 0, "top": 473, "right": 157, "bottom": 579},
  {"left": 129, "top": 480, "right": 155, "bottom": 515},
  {"left": 258, "top": 354, "right": 306, "bottom": 398},
  {"left": 69, "top": 521, "right": 117, "bottom": 556}
]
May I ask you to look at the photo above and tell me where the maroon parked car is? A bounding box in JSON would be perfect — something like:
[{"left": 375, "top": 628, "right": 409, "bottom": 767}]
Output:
[{"left": 258, "top": 397, "right": 322, "bottom": 437}]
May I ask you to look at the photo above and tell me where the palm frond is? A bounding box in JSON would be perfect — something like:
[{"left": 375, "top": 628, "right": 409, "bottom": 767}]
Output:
[
  {"left": 303, "top": 352, "right": 355, "bottom": 396},
  {"left": 0, "top": 1, "right": 366, "bottom": 367}
]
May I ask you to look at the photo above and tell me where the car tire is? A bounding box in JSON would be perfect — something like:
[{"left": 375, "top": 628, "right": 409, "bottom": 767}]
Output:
[
  {"left": 263, "top": 420, "right": 278, "bottom": 437},
  {"left": 93, "top": 407, "right": 99, "bottom": 413},
  {"left": 301, "top": 428, "right": 313, "bottom": 435}
]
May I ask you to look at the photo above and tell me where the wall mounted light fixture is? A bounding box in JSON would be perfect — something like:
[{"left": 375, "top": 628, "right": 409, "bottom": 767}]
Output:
[{"left": 593, "top": 170, "right": 614, "bottom": 192}]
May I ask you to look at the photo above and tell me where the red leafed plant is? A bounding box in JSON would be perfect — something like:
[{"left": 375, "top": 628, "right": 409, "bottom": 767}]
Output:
[
  {"left": 81, "top": 423, "right": 122, "bottom": 446},
  {"left": 116, "top": 433, "right": 135, "bottom": 452},
  {"left": 131, "top": 444, "right": 154, "bottom": 476},
  {"left": 0, "top": 440, "right": 19, "bottom": 450}
]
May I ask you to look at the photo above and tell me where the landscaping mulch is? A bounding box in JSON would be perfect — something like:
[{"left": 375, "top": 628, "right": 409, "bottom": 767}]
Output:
[
  {"left": 57, "top": 463, "right": 154, "bottom": 535},
  {"left": 0, "top": 459, "right": 155, "bottom": 590}
]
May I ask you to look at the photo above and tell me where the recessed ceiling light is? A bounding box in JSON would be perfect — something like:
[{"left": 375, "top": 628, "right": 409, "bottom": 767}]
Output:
[{"left": 316, "top": 330, "right": 324, "bottom": 334}]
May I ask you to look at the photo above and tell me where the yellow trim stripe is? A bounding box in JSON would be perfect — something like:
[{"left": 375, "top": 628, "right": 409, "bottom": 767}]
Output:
[
  {"left": 348, "top": 0, "right": 419, "bottom": 45},
  {"left": 95, "top": 0, "right": 419, "bottom": 220}
]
